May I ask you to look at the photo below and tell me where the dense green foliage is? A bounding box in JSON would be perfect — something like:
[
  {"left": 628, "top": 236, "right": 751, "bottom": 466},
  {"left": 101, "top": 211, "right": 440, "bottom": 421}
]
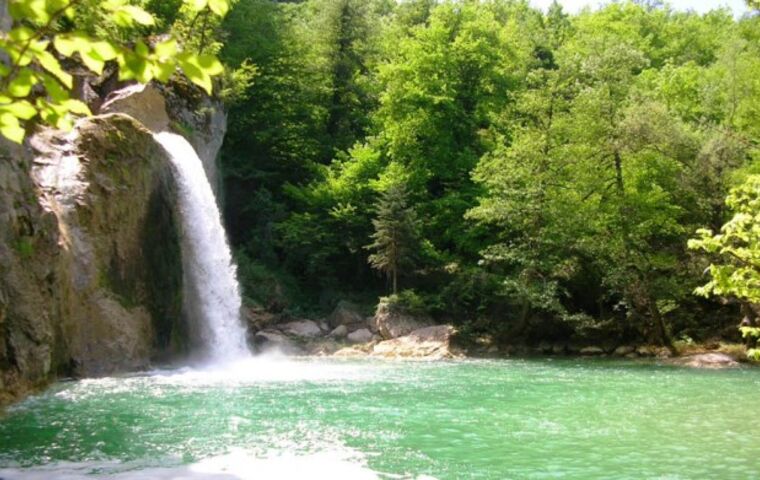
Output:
[
  {"left": 0, "top": 0, "right": 231, "bottom": 143},
  {"left": 690, "top": 175, "right": 760, "bottom": 358},
  {"left": 220, "top": 0, "right": 760, "bottom": 345}
]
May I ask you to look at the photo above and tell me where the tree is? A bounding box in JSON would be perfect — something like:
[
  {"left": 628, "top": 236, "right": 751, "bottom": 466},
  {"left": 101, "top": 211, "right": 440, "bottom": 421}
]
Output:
[
  {"left": 366, "top": 182, "right": 419, "bottom": 294},
  {"left": 0, "top": 0, "right": 229, "bottom": 144},
  {"left": 689, "top": 175, "right": 760, "bottom": 359}
]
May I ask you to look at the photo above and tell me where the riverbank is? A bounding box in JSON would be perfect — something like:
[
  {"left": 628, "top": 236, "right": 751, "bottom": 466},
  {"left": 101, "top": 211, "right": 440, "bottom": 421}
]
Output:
[{"left": 245, "top": 304, "right": 750, "bottom": 369}]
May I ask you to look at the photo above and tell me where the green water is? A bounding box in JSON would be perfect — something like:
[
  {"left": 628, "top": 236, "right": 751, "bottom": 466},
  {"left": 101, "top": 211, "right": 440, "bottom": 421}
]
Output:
[{"left": 1, "top": 357, "right": 758, "bottom": 479}]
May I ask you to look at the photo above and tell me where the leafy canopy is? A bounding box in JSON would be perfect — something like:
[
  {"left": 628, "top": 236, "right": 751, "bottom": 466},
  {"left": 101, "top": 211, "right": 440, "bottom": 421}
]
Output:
[{"left": 0, "top": 0, "right": 229, "bottom": 143}]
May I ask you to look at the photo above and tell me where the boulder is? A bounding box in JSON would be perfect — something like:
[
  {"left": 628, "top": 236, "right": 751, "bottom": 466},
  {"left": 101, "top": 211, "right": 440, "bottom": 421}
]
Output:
[
  {"left": 333, "top": 346, "right": 368, "bottom": 358},
  {"left": 304, "top": 338, "right": 341, "bottom": 356},
  {"left": 253, "top": 331, "right": 303, "bottom": 356},
  {"left": 672, "top": 353, "right": 739, "bottom": 369},
  {"left": 371, "top": 325, "right": 460, "bottom": 359},
  {"left": 374, "top": 301, "right": 433, "bottom": 339},
  {"left": 101, "top": 84, "right": 170, "bottom": 132},
  {"left": 327, "top": 301, "right": 365, "bottom": 329},
  {"left": 347, "top": 328, "right": 373, "bottom": 344},
  {"left": 279, "top": 319, "right": 322, "bottom": 338},
  {"left": 329, "top": 325, "right": 348, "bottom": 338},
  {"left": 614, "top": 345, "right": 635, "bottom": 356},
  {"left": 552, "top": 344, "right": 566, "bottom": 355},
  {"left": 580, "top": 346, "right": 605, "bottom": 355},
  {"left": 636, "top": 345, "right": 656, "bottom": 357}
]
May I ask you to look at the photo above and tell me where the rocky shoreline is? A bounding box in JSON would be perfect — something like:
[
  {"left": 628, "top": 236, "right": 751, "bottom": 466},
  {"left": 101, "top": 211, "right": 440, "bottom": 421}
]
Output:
[{"left": 245, "top": 301, "right": 747, "bottom": 369}]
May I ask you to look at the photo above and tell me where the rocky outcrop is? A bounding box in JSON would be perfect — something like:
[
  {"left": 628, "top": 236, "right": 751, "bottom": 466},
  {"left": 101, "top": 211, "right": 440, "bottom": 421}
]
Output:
[
  {"left": 327, "top": 300, "right": 365, "bottom": 329},
  {"left": 374, "top": 301, "right": 433, "bottom": 340},
  {"left": 0, "top": 113, "right": 184, "bottom": 403},
  {"left": 1, "top": 80, "right": 228, "bottom": 404},
  {"left": 670, "top": 353, "right": 739, "bottom": 369},
  {"left": 372, "top": 325, "right": 461, "bottom": 359},
  {"left": 279, "top": 319, "right": 322, "bottom": 338}
]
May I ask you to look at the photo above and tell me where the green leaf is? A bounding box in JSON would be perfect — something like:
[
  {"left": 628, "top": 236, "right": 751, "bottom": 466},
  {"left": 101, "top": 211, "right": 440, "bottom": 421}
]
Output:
[
  {"left": 153, "top": 60, "right": 176, "bottom": 83},
  {"left": 4, "top": 100, "right": 38, "bottom": 120},
  {"left": 36, "top": 51, "right": 73, "bottom": 89},
  {"left": 91, "top": 41, "right": 118, "bottom": 61},
  {"left": 120, "top": 5, "right": 155, "bottom": 26},
  {"left": 196, "top": 54, "right": 224, "bottom": 76},
  {"left": 208, "top": 0, "right": 229, "bottom": 16},
  {"left": 8, "top": 69, "right": 36, "bottom": 98},
  {"left": 0, "top": 113, "right": 25, "bottom": 143},
  {"left": 80, "top": 50, "right": 105, "bottom": 74},
  {"left": 179, "top": 58, "right": 212, "bottom": 94},
  {"left": 63, "top": 99, "right": 91, "bottom": 116},
  {"left": 187, "top": 0, "right": 208, "bottom": 11},
  {"left": 153, "top": 39, "right": 177, "bottom": 59},
  {"left": 41, "top": 74, "right": 69, "bottom": 102}
]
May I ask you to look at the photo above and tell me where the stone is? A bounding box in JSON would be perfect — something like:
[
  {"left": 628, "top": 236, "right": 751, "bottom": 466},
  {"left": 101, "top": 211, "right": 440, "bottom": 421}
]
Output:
[
  {"left": 329, "top": 325, "right": 348, "bottom": 338},
  {"left": 279, "top": 319, "right": 322, "bottom": 338},
  {"left": 347, "top": 328, "right": 373, "bottom": 344},
  {"left": 636, "top": 346, "right": 656, "bottom": 357},
  {"left": 580, "top": 346, "right": 605, "bottom": 355},
  {"left": 253, "top": 331, "right": 303, "bottom": 356},
  {"left": 333, "top": 346, "right": 367, "bottom": 358},
  {"left": 366, "top": 316, "right": 379, "bottom": 333},
  {"left": 327, "top": 300, "right": 365, "bottom": 329},
  {"left": 304, "top": 338, "right": 341, "bottom": 356},
  {"left": 614, "top": 345, "right": 635, "bottom": 356},
  {"left": 374, "top": 301, "right": 433, "bottom": 339},
  {"left": 672, "top": 353, "right": 739, "bottom": 369},
  {"left": 101, "top": 84, "right": 170, "bottom": 133},
  {"left": 371, "top": 325, "right": 460, "bottom": 359}
]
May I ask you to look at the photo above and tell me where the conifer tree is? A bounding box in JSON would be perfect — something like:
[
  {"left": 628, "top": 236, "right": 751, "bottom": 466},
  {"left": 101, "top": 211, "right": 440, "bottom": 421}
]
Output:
[{"left": 366, "top": 183, "right": 419, "bottom": 294}]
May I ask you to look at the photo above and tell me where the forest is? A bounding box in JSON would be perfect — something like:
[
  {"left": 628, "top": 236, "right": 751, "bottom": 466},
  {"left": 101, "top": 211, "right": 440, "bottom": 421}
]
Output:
[{"left": 215, "top": 0, "right": 760, "bottom": 352}]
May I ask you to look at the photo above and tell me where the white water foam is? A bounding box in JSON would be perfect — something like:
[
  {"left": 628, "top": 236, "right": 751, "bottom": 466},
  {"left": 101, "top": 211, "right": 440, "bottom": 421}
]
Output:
[
  {"left": 154, "top": 132, "right": 249, "bottom": 362},
  {"left": 0, "top": 448, "right": 386, "bottom": 480}
]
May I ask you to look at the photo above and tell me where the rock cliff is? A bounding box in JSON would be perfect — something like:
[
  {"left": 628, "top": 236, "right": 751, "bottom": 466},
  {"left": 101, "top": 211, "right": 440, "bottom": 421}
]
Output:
[{"left": 0, "top": 82, "right": 226, "bottom": 404}]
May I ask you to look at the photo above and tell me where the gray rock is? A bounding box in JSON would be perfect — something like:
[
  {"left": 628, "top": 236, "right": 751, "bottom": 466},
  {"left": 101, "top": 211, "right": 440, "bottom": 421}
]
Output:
[
  {"left": 327, "top": 300, "right": 364, "bottom": 329},
  {"left": 580, "top": 346, "right": 605, "bottom": 355},
  {"left": 329, "top": 325, "right": 348, "bottom": 338},
  {"left": 372, "top": 325, "right": 460, "bottom": 359},
  {"left": 347, "top": 328, "right": 374, "bottom": 344},
  {"left": 614, "top": 345, "right": 635, "bottom": 356},
  {"left": 636, "top": 346, "right": 655, "bottom": 357},
  {"left": 374, "top": 301, "right": 433, "bottom": 339},
  {"left": 101, "top": 84, "right": 170, "bottom": 132},
  {"left": 279, "top": 319, "right": 322, "bottom": 338},
  {"left": 672, "top": 353, "right": 739, "bottom": 369}
]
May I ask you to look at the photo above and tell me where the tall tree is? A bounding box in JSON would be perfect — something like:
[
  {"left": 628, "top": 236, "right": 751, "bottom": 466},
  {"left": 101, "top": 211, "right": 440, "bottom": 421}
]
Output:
[{"left": 366, "top": 182, "right": 419, "bottom": 294}]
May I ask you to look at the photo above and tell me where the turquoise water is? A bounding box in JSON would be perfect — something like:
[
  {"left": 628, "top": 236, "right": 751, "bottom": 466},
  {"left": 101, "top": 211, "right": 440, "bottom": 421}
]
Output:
[{"left": 1, "top": 357, "right": 759, "bottom": 479}]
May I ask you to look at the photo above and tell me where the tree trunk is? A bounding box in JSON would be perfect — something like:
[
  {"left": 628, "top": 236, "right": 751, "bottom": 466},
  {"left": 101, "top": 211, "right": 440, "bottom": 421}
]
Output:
[{"left": 392, "top": 267, "right": 397, "bottom": 294}]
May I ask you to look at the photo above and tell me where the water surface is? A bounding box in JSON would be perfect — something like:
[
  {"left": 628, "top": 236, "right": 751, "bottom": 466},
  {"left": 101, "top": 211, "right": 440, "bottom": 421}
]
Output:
[{"left": 1, "top": 357, "right": 758, "bottom": 479}]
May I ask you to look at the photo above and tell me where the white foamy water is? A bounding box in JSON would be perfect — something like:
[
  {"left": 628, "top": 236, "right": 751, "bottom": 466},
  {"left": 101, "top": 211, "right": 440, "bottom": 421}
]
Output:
[
  {"left": 154, "top": 132, "right": 249, "bottom": 362},
  {"left": 0, "top": 448, "right": 385, "bottom": 480}
]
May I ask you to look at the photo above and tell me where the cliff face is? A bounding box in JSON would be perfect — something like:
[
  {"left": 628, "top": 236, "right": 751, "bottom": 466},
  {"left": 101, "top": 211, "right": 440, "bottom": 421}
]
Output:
[{"left": 0, "top": 84, "right": 225, "bottom": 404}]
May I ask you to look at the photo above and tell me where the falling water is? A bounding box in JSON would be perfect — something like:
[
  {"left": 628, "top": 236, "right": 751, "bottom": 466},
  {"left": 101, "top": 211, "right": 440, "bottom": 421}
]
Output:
[{"left": 154, "top": 132, "right": 249, "bottom": 362}]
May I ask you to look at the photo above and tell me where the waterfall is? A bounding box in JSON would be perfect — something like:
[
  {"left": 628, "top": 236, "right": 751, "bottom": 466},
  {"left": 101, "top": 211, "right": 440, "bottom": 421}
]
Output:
[{"left": 154, "top": 132, "right": 250, "bottom": 362}]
